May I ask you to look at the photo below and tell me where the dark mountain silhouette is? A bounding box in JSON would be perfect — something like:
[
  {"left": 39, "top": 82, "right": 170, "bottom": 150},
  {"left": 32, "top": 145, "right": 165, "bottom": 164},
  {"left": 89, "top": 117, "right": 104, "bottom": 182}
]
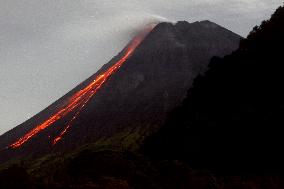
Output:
[
  {"left": 0, "top": 4, "right": 283, "bottom": 187},
  {"left": 0, "top": 20, "right": 240, "bottom": 163},
  {"left": 144, "top": 5, "right": 284, "bottom": 175}
]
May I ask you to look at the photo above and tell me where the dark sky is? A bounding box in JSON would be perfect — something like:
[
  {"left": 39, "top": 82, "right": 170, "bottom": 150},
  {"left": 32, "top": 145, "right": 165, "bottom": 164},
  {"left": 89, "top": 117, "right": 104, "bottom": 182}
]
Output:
[{"left": 0, "top": 0, "right": 282, "bottom": 134}]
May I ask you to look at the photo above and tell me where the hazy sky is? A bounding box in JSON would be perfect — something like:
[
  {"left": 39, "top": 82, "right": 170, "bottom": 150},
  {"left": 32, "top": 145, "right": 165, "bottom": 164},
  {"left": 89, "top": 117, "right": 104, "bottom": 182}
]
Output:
[{"left": 0, "top": 0, "right": 283, "bottom": 135}]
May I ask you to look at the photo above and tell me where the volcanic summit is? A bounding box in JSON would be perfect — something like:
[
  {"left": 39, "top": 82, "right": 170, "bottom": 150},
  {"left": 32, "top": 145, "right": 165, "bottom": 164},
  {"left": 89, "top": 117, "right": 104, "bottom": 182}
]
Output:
[{"left": 0, "top": 21, "right": 241, "bottom": 162}]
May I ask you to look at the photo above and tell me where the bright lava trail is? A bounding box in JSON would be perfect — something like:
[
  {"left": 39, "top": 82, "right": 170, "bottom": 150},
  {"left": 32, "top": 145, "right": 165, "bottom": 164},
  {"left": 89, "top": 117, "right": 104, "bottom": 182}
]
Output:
[{"left": 9, "top": 24, "right": 155, "bottom": 149}]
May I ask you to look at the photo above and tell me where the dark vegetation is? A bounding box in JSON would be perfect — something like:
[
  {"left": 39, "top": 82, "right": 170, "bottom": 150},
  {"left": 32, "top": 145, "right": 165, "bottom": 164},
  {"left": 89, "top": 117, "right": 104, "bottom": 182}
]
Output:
[
  {"left": 3, "top": 149, "right": 284, "bottom": 189},
  {"left": 144, "top": 5, "right": 284, "bottom": 174},
  {"left": 1, "top": 5, "right": 284, "bottom": 189}
]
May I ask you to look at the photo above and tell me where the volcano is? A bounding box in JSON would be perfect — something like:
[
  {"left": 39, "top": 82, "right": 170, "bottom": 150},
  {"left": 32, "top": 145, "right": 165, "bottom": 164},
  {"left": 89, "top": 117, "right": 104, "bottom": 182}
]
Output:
[{"left": 0, "top": 21, "right": 241, "bottom": 163}]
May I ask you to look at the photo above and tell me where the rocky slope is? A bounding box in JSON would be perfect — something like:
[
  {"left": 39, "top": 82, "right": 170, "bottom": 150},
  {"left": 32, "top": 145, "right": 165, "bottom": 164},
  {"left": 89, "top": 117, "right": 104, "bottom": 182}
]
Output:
[
  {"left": 0, "top": 20, "right": 241, "bottom": 163},
  {"left": 144, "top": 6, "right": 284, "bottom": 174}
]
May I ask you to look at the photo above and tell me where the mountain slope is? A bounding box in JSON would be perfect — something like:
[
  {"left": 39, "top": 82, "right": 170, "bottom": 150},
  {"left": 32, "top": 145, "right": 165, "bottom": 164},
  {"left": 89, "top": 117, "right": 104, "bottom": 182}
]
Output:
[
  {"left": 144, "top": 6, "right": 284, "bottom": 174},
  {"left": 0, "top": 20, "right": 241, "bottom": 163}
]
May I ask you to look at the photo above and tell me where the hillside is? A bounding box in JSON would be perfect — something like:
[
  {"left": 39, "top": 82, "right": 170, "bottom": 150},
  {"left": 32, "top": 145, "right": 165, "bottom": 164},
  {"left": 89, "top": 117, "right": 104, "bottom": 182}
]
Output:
[
  {"left": 144, "top": 5, "right": 284, "bottom": 175},
  {"left": 0, "top": 20, "right": 240, "bottom": 164}
]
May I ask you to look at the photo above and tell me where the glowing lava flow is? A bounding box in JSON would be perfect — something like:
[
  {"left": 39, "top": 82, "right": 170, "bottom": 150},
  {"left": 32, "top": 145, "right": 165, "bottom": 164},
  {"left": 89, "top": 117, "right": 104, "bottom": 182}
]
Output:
[{"left": 9, "top": 24, "right": 155, "bottom": 149}]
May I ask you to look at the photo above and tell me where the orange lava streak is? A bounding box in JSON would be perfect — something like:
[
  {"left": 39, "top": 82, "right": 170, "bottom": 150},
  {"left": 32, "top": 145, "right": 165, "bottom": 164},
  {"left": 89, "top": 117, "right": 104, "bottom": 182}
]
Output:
[
  {"left": 52, "top": 88, "right": 95, "bottom": 145},
  {"left": 9, "top": 24, "right": 155, "bottom": 149}
]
